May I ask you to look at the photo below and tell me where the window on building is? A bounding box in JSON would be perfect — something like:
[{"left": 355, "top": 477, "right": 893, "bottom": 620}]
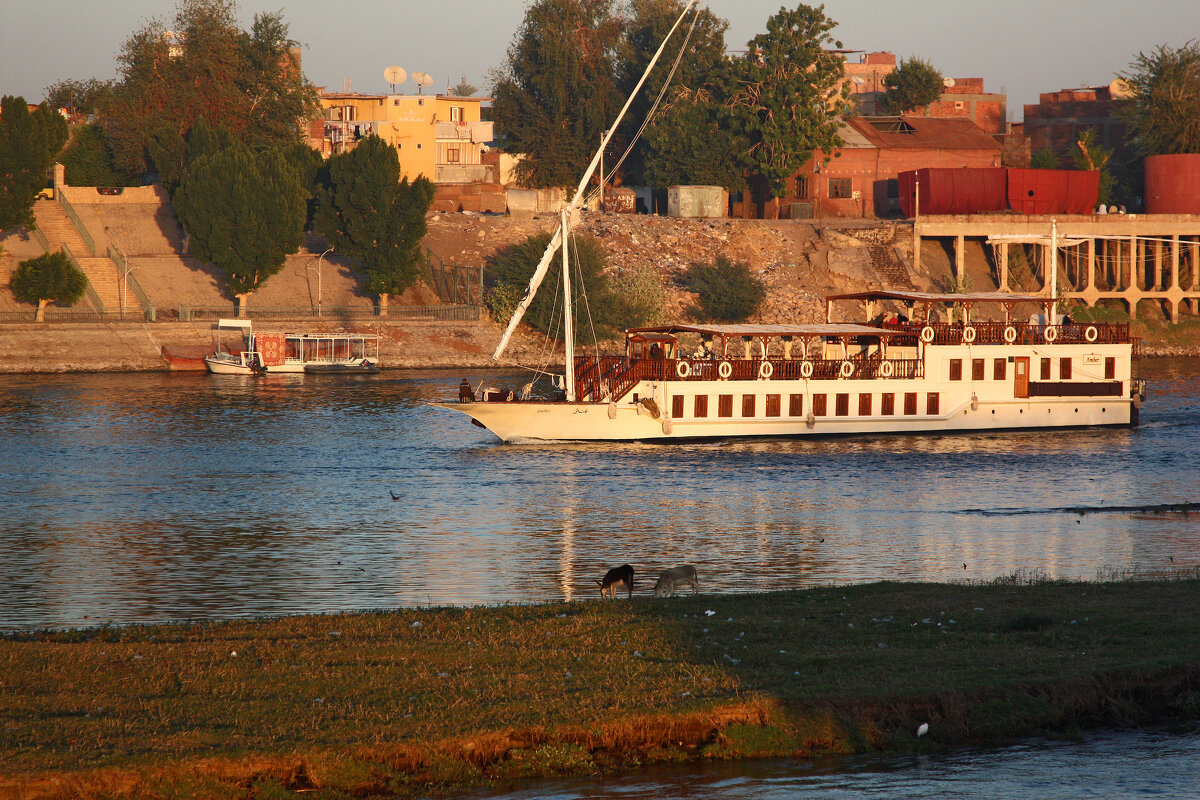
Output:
[
  {"left": 835, "top": 393, "right": 849, "bottom": 416},
  {"left": 829, "top": 178, "right": 853, "bottom": 199},
  {"left": 789, "top": 394, "right": 803, "bottom": 416},
  {"left": 813, "top": 394, "right": 828, "bottom": 416},
  {"left": 795, "top": 175, "right": 809, "bottom": 199},
  {"left": 858, "top": 393, "right": 873, "bottom": 416},
  {"left": 904, "top": 392, "right": 918, "bottom": 415},
  {"left": 446, "top": 148, "right": 460, "bottom": 163},
  {"left": 694, "top": 395, "right": 708, "bottom": 418},
  {"left": 927, "top": 392, "right": 940, "bottom": 415},
  {"left": 994, "top": 358, "right": 1007, "bottom": 381},
  {"left": 742, "top": 394, "right": 756, "bottom": 417},
  {"left": 672, "top": 395, "right": 684, "bottom": 419},
  {"left": 1060, "top": 357, "right": 1072, "bottom": 380},
  {"left": 971, "top": 359, "right": 984, "bottom": 381},
  {"left": 416, "top": 143, "right": 423, "bottom": 149},
  {"left": 1105, "top": 357, "right": 1115, "bottom": 380},
  {"left": 718, "top": 394, "right": 733, "bottom": 418},
  {"left": 881, "top": 393, "right": 895, "bottom": 415},
  {"left": 1041, "top": 358, "right": 1051, "bottom": 380},
  {"left": 949, "top": 359, "right": 963, "bottom": 381},
  {"left": 450, "top": 106, "right": 463, "bottom": 122},
  {"left": 766, "top": 394, "right": 781, "bottom": 417}
]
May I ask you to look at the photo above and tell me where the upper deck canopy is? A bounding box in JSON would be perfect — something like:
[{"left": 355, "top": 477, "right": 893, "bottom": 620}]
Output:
[
  {"left": 626, "top": 322, "right": 905, "bottom": 339},
  {"left": 826, "top": 290, "right": 1049, "bottom": 306}
]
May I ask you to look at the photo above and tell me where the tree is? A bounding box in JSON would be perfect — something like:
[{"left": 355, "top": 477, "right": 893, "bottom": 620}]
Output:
[
  {"left": 173, "top": 145, "right": 306, "bottom": 312},
  {"left": 61, "top": 124, "right": 127, "bottom": 187},
  {"left": 1120, "top": 41, "right": 1200, "bottom": 156},
  {"left": 491, "top": 0, "right": 624, "bottom": 188},
  {"left": 880, "top": 56, "right": 943, "bottom": 115},
  {"left": 44, "top": 78, "right": 115, "bottom": 115},
  {"left": 449, "top": 75, "right": 478, "bottom": 97},
  {"left": 1072, "top": 128, "right": 1116, "bottom": 205},
  {"left": 642, "top": 85, "right": 747, "bottom": 190},
  {"left": 1030, "top": 148, "right": 1061, "bottom": 169},
  {"left": 103, "top": 0, "right": 319, "bottom": 180},
  {"left": 0, "top": 97, "right": 69, "bottom": 232},
  {"left": 313, "top": 136, "right": 435, "bottom": 313},
  {"left": 725, "top": 5, "right": 849, "bottom": 210},
  {"left": 486, "top": 231, "right": 624, "bottom": 338},
  {"left": 11, "top": 251, "right": 89, "bottom": 322},
  {"left": 682, "top": 254, "right": 765, "bottom": 322}
]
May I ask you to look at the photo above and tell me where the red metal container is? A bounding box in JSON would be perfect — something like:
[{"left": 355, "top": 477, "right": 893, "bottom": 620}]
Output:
[
  {"left": 898, "top": 168, "right": 1007, "bottom": 217},
  {"left": 1144, "top": 154, "right": 1200, "bottom": 214},
  {"left": 1007, "top": 168, "right": 1099, "bottom": 215}
]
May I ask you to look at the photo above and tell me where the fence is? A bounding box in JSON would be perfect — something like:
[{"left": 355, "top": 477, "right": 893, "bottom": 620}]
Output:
[
  {"left": 175, "top": 304, "right": 481, "bottom": 322},
  {"left": 425, "top": 247, "right": 483, "bottom": 305},
  {"left": 57, "top": 189, "right": 98, "bottom": 256}
]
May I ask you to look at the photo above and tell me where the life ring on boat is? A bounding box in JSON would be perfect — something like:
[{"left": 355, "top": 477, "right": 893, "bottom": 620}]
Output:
[
  {"left": 718, "top": 360, "right": 733, "bottom": 380},
  {"left": 1044, "top": 326, "right": 1059, "bottom": 343},
  {"left": 839, "top": 360, "right": 855, "bottom": 378},
  {"left": 676, "top": 360, "right": 691, "bottom": 379},
  {"left": 1084, "top": 325, "right": 1099, "bottom": 343},
  {"left": 759, "top": 360, "right": 774, "bottom": 379},
  {"left": 962, "top": 325, "right": 977, "bottom": 344},
  {"left": 880, "top": 360, "right": 894, "bottom": 378},
  {"left": 800, "top": 360, "right": 814, "bottom": 379},
  {"left": 920, "top": 325, "right": 936, "bottom": 343},
  {"left": 1003, "top": 325, "right": 1018, "bottom": 344}
]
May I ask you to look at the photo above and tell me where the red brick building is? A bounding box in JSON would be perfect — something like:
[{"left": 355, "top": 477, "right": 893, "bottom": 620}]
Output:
[
  {"left": 1022, "top": 80, "right": 1134, "bottom": 167},
  {"left": 736, "top": 116, "right": 1002, "bottom": 219}
]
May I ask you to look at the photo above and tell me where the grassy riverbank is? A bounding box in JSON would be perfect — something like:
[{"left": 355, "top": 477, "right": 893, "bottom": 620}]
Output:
[{"left": 3, "top": 575, "right": 1199, "bottom": 799}]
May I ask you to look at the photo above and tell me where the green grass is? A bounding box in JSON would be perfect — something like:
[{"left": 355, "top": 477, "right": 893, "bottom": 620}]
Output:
[{"left": 3, "top": 575, "right": 1199, "bottom": 798}]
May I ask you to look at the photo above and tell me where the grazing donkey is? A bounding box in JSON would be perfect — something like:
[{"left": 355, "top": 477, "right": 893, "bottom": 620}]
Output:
[
  {"left": 653, "top": 565, "right": 698, "bottom": 597},
  {"left": 597, "top": 564, "right": 634, "bottom": 599}
]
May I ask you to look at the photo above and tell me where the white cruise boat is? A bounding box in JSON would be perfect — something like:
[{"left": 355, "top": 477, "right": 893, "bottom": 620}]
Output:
[{"left": 204, "top": 319, "right": 380, "bottom": 375}]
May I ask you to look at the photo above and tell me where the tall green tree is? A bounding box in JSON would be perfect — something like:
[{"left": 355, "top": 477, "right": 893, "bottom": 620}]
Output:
[
  {"left": 725, "top": 5, "right": 849, "bottom": 210},
  {"left": 61, "top": 124, "right": 128, "bottom": 187},
  {"left": 0, "top": 97, "right": 69, "bottom": 231},
  {"left": 1072, "top": 128, "right": 1116, "bottom": 205},
  {"left": 643, "top": 85, "right": 747, "bottom": 189},
  {"left": 880, "top": 56, "right": 943, "bottom": 115},
  {"left": 615, "top": 0, "right": 730, "bottom": 186},
  {"left": 173, "top": 145, "right": 306, "bottom": 311},
  {"left": 10, "top": 251, "right": 89, "bottom": 322},
  {"left": 44, "top": 78, "right": 115, "bottom": 115},
  {"left": 103, "top": 0, "right": 319, "bottom": 180},
  {"left": 1120, "top": 41, "right": 1200, "bottom": 156},
  {"left": 314, "top": 136, "right": 435, "bottom": 313},
  {"left": 491, "top": 0, "right": 624, "bottom": 188}
]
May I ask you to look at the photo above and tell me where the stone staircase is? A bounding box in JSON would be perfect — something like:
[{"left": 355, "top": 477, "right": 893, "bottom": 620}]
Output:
[
  {"left": 32, "top": 199, "right": 123, "bottom": 312},
  {"left": 845, "top": 227, "right": 916, "bottom": 290}
]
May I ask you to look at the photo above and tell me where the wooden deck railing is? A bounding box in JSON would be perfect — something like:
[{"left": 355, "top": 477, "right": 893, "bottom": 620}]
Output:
[{"left": 887, "top": 321, "right": 1131, "bottom": 346}]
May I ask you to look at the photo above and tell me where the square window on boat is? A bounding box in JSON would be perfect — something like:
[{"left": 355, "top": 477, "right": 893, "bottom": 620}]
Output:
[
  {"left": 1105, "top": 357, "right": 1115, "bottom": 380},
  {"left": 881, "top": 393, "right": 895, "bottom": 415},
  {"left": 813, "top": 393, "right": 828, "bottom": 416},
  {"left": 742, "top": 394, "right": 756, "bottom": 417},
  {"left": 789, "top": 393, "right": 803, "bottom": 416},
  {"left": 994, "top": 358, "right": 1007, "bottom": 381},
  {"left": 904, "top": 392, "right": 918, "bottom": 415},
  {"left": 672, "top": 395, "right": 684, "bottom": 419},
  {"left": 858, "top": 393, "right": 872, "bottom": 415},
  {"left": 1060, "top": 357, "right": 1072, "bottom": 380},
  {"left": 766, "top": 394, "right": 781, "bottom": 417},
  {"left": 972, "top": 358, "right": 985, "bottom": 381},
  {"left": 1040, "top": 358, "right": 1052, "bottom": 380},
  {"left": 835, "top": 393, "right": 849, "bottom": 416},
  {"left": 694, "top": 395, "right": 708, "bottom": 418},
  {"left": 718, "top": 394, "right": 733, "bottom": 418},
  {"left": 949, "top": 359, "right": 962, "bottom": 381},
  {"left": 927, "top": 392, "right": 940, "bottom": 415}
]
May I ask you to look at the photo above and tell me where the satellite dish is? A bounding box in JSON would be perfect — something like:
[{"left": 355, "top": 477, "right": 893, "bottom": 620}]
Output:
[
  {"left": 943, "top": 77, "right": 956, "bottom": 88},
  {"left": 384, "top": 66, "right": 407, "bottom": 91},
  {"left": 412, "top": 71, "right": 434, "bottom": 94},
  {"left": 852, "top": 76, "right": 866, "bottom": 85}
]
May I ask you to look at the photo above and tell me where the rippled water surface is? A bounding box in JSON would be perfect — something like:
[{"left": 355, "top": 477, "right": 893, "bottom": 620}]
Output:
[{"left": 0, "top": 358, "right": 1196, "bottom": 630}]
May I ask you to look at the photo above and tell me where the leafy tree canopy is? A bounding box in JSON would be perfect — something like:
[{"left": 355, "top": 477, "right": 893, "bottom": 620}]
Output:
[
  {"left": 726, "top": 4, "right": 849, "bottom": 200},
  {"left": 1030, "top": 148, "right": 1061, "bottom": 169},
  {"left": 1072, "top": 128, "right": 1116, "bottom": 205},
  {"left": 643, "top": 85, "right": 747, "bottom": 189},
  {"left": 61, "top": 124, "right": 129, "bottom": 187},
  {"left": 313, "top": 135, "right": 436, "bottom": 298},
  {"left": 11, "top": 251, "right": 89, "bottom": 320},
  {"left": 0, "top": 96, "right": 69, "bottom": 231},
  {"left": 492, "top": 0, "right": 625, "bottom": 188},
  {"left": 1120, "top": 41, "right": 1200, "bottom": 156},
  {"left": 173, "top": 144, "right": 307, "bottom": 297},
  {"left": 880, "top": 56, "right": 943, "bottom": 115},
  {"left": 44, "top": 78, "right": 116, "bottom": 115},
  {"left": 103, "top": 0, "right": 320, "bottom": 181},
  {"left": 682, "top": 254, "right": 765, "bottom": 322}
]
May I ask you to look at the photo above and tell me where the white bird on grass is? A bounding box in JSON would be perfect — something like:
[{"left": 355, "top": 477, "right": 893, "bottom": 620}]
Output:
[{"left": 917, "top": 722, "right": 929, "bottom": 738}]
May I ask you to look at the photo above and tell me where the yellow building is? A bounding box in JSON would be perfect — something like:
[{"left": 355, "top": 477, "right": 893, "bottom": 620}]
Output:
[{"left": 315, "top": 91, "right": 494, "bottom": 184}]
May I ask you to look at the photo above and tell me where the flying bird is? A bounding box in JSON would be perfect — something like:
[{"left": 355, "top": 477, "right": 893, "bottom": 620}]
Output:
[{"left": 917, "top": 723, "right": 929, "bottom": 737}]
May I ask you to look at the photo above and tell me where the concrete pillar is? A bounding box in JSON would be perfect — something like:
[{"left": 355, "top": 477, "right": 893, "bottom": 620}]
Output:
[
  {"left": 1086, "top": 238, "right": 1095, "bottom": 289},
  {"left": 999, "top": 242, "right": 1009, "bottom": 291},
  {"left": 955, "top": 235, "right": 964, "bottom": 281},
  {"left": 1171, "top": 235, "right": 1180, "bottom": 289},
  {"left": 913, "top": 221, "right": 921, "bottom": 274}
]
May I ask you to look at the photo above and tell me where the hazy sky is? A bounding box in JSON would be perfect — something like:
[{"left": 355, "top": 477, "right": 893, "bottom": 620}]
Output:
[{"left": 2, "top": 1, "right": 1196, "bottom": 119}]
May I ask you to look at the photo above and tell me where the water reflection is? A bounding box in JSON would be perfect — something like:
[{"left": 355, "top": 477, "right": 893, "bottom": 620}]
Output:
[{"left": 0, "top": 360, "right": 1196, "bottom": 629}]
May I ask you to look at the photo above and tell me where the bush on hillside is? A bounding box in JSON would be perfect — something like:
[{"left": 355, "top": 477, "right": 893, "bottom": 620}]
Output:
[{"left": 681, "top": 255, "right": 765, "bottom": 322}]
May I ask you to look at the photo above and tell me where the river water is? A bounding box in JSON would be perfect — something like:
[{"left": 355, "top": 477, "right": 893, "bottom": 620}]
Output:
[{"left": 0, "top": 357, "right": 1196, "bottom": 631}]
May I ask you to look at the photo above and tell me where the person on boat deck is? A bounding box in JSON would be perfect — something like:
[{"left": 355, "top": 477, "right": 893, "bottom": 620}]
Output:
[
  {"left": 458, "top": 379, "right": 474, "bottom": 402},
  {"left": 649, "top": 343, "right": 664, "bottom": 359}
]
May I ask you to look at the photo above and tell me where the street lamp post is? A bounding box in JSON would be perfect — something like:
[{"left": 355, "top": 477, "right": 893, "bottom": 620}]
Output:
[
  {"left": 307, "top": 247, "right": 333, "bottom": 317},
  {"left": 116, "top": 246, "right": 138, "bottom": 317}
]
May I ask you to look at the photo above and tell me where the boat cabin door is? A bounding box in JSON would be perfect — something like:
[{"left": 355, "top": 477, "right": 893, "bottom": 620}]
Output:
[{"left": 1013, "top": 357, "right": 1029, "bottom": 398}]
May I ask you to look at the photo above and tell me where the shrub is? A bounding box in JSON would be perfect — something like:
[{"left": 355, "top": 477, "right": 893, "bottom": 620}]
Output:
[
  {"left": 609, "top": 263, "right": 668, "bottom": 327},
  {"left": 682, "top": 255, "right": 765, "bottom": 322}
]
